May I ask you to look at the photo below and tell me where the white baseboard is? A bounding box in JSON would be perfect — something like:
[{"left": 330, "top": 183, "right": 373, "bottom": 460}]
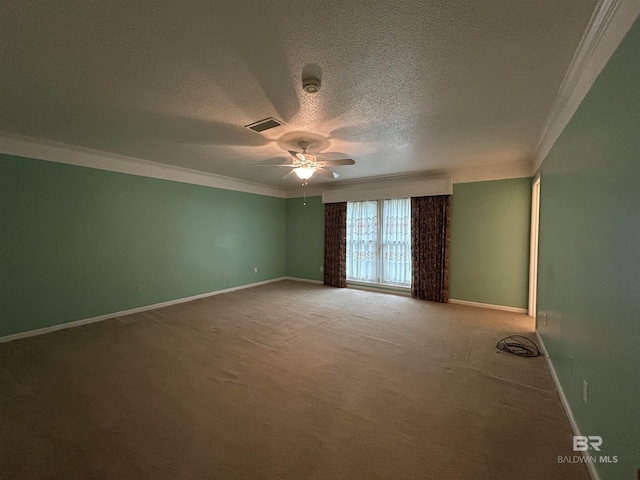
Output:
[
  {"left": 448, "top": 298, "right": 527, "bottom": 314},
  {"left": 535, "top": 331, "right": 600, "bottom": 480},
  {"left": 0, "top": 277, "right": 287, "bottom": 344},
  {"left": 283, "top": 276, "right": 324, "bottom": 284}
]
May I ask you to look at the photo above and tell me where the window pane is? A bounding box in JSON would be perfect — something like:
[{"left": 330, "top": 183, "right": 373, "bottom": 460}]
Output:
[
  {"left": 381, "top": 198, "right": 411, "bottom": 285},
  {"left": 346, "top": 201, "right": 378, "bottom": 282}
]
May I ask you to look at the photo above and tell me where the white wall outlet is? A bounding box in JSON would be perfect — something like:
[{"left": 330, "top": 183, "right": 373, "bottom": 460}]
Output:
[
  {"left": 135, "top": 285, "right": 142, "bottom": 293},
  {"left": 582, "top": 380, "right": 588, "bottom": 404},
  {"left": 537, "top": 312, "right": 547, "bottom": 326},
  {"left": 320, "top": 266, "right": 324, "bottom": 273},
  {"left": 253, "top": 267, "right": 258, "bottom": 273},
  {"left": 543, "top": 313, "right": 548, "bottom": 326}
]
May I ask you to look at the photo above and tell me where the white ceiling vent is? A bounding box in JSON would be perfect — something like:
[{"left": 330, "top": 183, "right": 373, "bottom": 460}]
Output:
[{"left": 245, "top": 117, "right": 284, "bottom": 133}]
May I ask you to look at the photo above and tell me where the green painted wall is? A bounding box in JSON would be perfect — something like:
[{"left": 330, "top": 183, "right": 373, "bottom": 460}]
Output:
[
  {"left": 536, "top": 18, "right": 640, "bottom": 480},
  {"left": 0, "top": 154, "right": 286, "bottom": 337},
  {"left": 285, "top": 196, "right": 324, "bottom": 281},
  {"left": 449, "top": 178, "right": 531, "bottom": 309}
]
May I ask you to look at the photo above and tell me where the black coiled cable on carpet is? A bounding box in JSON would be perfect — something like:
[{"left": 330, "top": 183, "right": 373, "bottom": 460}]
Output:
[{"left": 496, "top": 335, "right": 541, "bottom": 357}]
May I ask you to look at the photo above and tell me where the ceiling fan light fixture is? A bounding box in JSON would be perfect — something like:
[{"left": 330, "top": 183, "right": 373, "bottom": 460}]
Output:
[
  {"left": 296, "top": 152, "right": 316, "bottom": 163},
  {"left": 293, "top": 167, "right": 316, "bottom": 180}
]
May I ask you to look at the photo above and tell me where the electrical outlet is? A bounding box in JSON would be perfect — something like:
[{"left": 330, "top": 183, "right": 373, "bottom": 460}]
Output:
[
  {"left": 135, "top": 285, "right": 142, "bottom": 293},
  {"left": 320, "top": 266, "right": 324, "bottom": 273},
  {"left": 582, "top": 380, "right": 588, "bottom": 404},
  {"left": 253, "top": 267, "right": 258, "bottom": 273},
  {"left": 537, "top": 312, "right": 547, "bottom": 326},
  {"left": 544, "top": 313, "right": 548, "bottom": 326}
]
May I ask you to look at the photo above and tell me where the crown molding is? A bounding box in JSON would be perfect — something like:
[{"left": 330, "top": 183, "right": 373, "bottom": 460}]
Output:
[
  {"left": 531, "top": 0, "right": 640, "bottom": 173},
  {"left": 0, "top": 131, "right": 532, "bottom": 200},
  {"left": 0, "top": 132, "right": 287, "bottom": 198}
]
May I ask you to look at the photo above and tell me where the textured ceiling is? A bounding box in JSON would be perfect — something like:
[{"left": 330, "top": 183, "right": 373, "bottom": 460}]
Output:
[{"left": 0, "top": 1, "right": 597, "bottom": 190}]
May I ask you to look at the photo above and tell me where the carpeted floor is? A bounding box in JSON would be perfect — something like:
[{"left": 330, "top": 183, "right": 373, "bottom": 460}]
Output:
[{"left": 0, "top": 280, "right": 588, "bottom": 479}]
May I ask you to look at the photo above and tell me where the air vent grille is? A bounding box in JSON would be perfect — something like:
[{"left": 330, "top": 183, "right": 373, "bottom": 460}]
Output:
[{"left": 245, "top": 117, "right": 284, "bottom": 133}]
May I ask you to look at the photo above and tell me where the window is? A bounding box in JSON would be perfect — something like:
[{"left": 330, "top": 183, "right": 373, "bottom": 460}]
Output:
[{"left": 346, "top": 198, "right": 411, "bottom": 287}]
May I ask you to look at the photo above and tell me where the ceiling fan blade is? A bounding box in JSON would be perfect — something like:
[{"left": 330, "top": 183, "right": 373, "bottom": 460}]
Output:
[
  {"left": 315, "top": 158, "right": 355, "bottom": 167},
  {"left": 315, "top": 168, "right": 340, "bottom": 179},
  {"left": 287, "top": 150, "right": 301, "bottom": 159},
  {"left": 252, "top": 163, "right": 297, "bottom": 167},
  {"left": 283, "top": 170, "right": 297, "bottom": 179}
]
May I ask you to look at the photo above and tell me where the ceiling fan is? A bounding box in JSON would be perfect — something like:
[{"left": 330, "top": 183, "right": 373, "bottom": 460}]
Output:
[{"left": 255, "top": 141, "right": 355, "bottom": 184}]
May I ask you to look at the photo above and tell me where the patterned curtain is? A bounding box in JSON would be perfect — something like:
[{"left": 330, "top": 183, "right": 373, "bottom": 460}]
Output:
[
  {"left": 324, "top": 202, "right": 347, "bottom": 288},
  {"left": 411, "top": 195, "right": 451, "bottom": 302}
]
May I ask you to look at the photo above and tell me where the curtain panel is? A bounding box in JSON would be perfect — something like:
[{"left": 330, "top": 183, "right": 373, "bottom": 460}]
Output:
[
  {"left": 324, "top": 202, "right": 347, "bottom": 288},
  {"left": 411, "top": 195, "right": 451, "bottom": 302}
]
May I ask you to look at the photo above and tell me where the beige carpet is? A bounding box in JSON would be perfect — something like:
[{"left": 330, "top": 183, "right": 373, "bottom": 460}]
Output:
[{"left": 0, "top": 280, "right": 588, "bottom": 479}]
